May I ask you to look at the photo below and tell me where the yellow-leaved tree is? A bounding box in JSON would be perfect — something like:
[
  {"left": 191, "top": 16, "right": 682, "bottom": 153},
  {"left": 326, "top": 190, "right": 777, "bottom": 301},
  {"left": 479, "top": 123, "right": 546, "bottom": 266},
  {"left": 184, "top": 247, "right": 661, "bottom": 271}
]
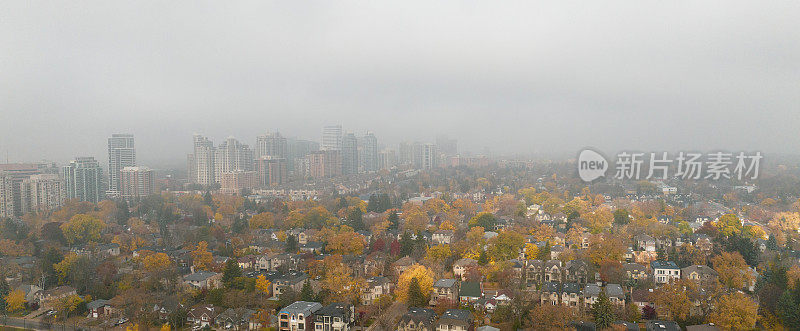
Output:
[
  {"left": 61, "top": 214, "right": 106, "bottom": 245},
  {"left": 5, "top": 288, "right": 26, "bottom": 312},
  {"left": 394, "top": 264, "right": 434, "bottom": 304},
  {"left": 191, "top": 241, "right": 213, "bottom": 271},
  {"left": 708, "top": 292, "right": 758, "bottom": 329}
]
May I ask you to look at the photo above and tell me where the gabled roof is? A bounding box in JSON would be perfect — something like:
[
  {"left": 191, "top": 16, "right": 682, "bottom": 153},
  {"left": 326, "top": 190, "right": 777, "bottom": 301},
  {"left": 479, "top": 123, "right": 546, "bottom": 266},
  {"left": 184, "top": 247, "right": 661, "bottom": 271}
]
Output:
[
  {"left": 433, "top": 279, "right": 458, "bottom": 288},
  {"left": 399, "top": 307, "right": 436, "bottom": 326},
  {"left": 184, "top": 271, "right": 219, "bottom": 282},
  {"left": 605, "top": 284, "right": 624, "bottom": 298},
  {"left": 459, "top": 281, "right": 482, "bottom": 298},
  {"left": 651, "top": 260, "right": 679, "bottom": 270}
]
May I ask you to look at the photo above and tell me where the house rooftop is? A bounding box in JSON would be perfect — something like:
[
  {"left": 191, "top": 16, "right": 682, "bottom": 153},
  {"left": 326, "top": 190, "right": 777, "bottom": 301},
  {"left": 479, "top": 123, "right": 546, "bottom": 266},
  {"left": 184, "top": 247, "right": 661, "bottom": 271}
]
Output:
[{"left": 651, "top": 260, "right": 679, "bottom": 270}]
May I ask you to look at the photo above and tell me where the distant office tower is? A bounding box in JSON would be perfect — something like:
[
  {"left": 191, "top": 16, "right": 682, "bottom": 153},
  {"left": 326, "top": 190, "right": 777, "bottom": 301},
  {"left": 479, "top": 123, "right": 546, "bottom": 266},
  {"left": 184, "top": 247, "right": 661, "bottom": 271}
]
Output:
[
  {"left": 214, "top": 137, "right": 254, "bottom": 183},
  {"left": 361, "top": 132, "right": 379, "bottom": 172},
  {"left": 341, "top": 133, "right": 359, "bottom": 175},
  {"left": 257, "top": 156, "right": 288, "bottom": 187},
  {"left": 322, "top": 125, "right": 343, "bottom": 151},
  {"left": 62, "top": 157, "right": 104, "bottom": 203},
  {"left": 411, "top": 142, "right": 426, "bottom": 169},
  {"left": 120, "top": 166, "right": 155, "bottom": 199},
  {"left": 256, "top": 132, "right": 288, "bottom": 158},
  {"left": 422, "top": 143, "right": 438, "bottom": 170},
  {"left": 220, "top": 170, "right": 258, "bottom": 195},
  {"left": 436, "top": 135, "right": 458, "bottom": 156},
  {"left": 20, "top": 174, "right": 65, "bottom": 214},
  {"left": 379, "top": 149, "right": 397, "bottom": 170},
  {"left": 108, "top": 134, "right": 136, "bottom": 196},
  {"left": 0, "top": 172, "right": 14, "bottom": 218},
  {"left": 308, "top": 150, "right": 342, "bottom": 179}
]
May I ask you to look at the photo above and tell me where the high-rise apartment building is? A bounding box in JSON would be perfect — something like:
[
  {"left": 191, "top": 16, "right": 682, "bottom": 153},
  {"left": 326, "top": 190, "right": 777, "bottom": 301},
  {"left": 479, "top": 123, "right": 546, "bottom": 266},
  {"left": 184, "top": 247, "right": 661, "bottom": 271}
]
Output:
[
  {"left": 0, "top": 172, "right": 14, "bottom": 218},
  {"left": 120, "top": 166, "right": 155, "bottom": 199},
  {"left": 341, "top": 133, "right": 359, "bottom": 175},
  {"left": 308, "top": 150, "right": 342, "bottom": 179},
  {"left": 189, "top": 134, "right": 216, "bottom": 186},
  {"left": 20, "top": 174, "right": 65, "bottom": 214},
  {"left": 379, "top": 149, "right": 397, "bottom": 170},
  {"left": 0, "top": 163, "right": 53, "bottom": 216},
  {"left": 361, "top": 132, "right": 379, "bottom": 172},
  {"left": 257, "top": 156, "right": 288, "bottom": 187},
  {"left": 322, "top": 125, "right": 343, "bottom": 151},
  {"left": 62, "top": 157, "right": 104, "bottom": 203},
  {"left": 214, "top": 137, "right": 254, "bottom": 183},
  {"left": 220, "top": 170, "right": 258, "bottom": 195},
  {"left": 422, "top": 143, "right": 438, "bottom": 170},
  {"left": 108, "top": 134, "right": 136, "bottom": 196},
  {"left": 256, "top": 132, "right": 288, "bottom": 158}
]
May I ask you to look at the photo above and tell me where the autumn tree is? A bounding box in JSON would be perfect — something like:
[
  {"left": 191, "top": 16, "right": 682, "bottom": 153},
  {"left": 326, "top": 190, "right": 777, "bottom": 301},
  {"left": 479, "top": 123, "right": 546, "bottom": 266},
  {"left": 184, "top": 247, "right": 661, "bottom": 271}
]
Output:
[
  {"left": 61, "top": 214, "right": 106, "bottom": 245},
  {"left": 585, "top": 206, "right": 613, "bottom": 233},
  {"left": 142, "top": 252, "right": 172, "bottom": 273},
  {"left": 708, "top": 292, "right": 758, "bottom": 329},
  {"left": 4, "top": 289, "right": 25, "bottom": 313},
  {"left": 425, "top": 244, "right": 452, "bottom": 265},
  {"left": 395, "top": 265, "right": 434, "bottom": 304},
  {"left": 255, "top": 275, "right": 271, "bottom": 296},
  {"left": 486, "top": 230, "right": 524, "bottom": 262},
  {"left": 715, "top": 214, "right": 743, "bottom": 237},
  {"left": 711, "top": 251, "right": 753, "bottom": 289},
  {"left": 652, "top": 280, "right": 691, "bottom": 321},
  {"left": 327, "top": 226, "right": 366, "bottom": 255},
  {"left": 769, "top": 212, "right": 800, "bottom": 232},
  {"left": 248, "top": 212, "right": 275, "bottom": 229},
  {"left": 191, "top": 241, "right": 213, "bottom": 271}
]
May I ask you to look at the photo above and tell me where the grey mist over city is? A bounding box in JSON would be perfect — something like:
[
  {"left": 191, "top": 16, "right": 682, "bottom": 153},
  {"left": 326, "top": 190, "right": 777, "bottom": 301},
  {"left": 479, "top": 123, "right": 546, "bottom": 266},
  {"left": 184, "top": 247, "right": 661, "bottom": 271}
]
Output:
[
  {"left": 5, "top": 2, "right": 800, "bottom": 331},
  {"left": 2, "top": 1, "right": 800, "bottom": 168}
]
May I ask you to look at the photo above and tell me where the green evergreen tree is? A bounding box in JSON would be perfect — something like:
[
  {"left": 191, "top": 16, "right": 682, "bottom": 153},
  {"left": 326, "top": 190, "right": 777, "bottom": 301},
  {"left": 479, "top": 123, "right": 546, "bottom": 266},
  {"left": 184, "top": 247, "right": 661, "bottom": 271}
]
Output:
[
  {"left": 592, "top": 291, "right": 615, "bottom": 329},
  {"left": 347, "top": 208, "right": 365, "bottom": 231},
  {"left": 537, "top": 242, "right": 551, "bottom": 260},
  {"left": 613, "top": 209, "right": 630, "bottom": 225},
  {"left": 387, "top": 211, "right": 399, "bottom": 230},
  {"left": 115, "top": 199, "right": 130, "bottom": 225},
  {"left": 286, "top": 235, "right": 299, "bottom": 253},
  {"left": 300, "top": 280, "right": 315, "bottom": 301},
  {"left": 203, "top": 191, "right": 214, "bottom": 207},
  {"left": 400, "top": 232, "right": 414, "bottom": 256},
  {"left": 478, "top": 249, "right": 488, "bottom": 265},
  {"left": 366, "top": 194, "right": 378, "bottom": 213},
  {"left": 408, "top": 277, "right": 427, "bottom": 307},
  {"left": 776, "top": 291, "right": 800, "bottom": 328},
  {"left": 222, "top": 258, "right": 242, "bottom": 288}
]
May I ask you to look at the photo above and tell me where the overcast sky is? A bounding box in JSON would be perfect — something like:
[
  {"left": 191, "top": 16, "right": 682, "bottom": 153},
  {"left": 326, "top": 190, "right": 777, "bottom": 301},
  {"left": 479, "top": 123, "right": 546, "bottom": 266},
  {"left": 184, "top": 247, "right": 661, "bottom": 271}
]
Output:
[{"left": 1, "top": 1, "right": 799, "bottom": 167}]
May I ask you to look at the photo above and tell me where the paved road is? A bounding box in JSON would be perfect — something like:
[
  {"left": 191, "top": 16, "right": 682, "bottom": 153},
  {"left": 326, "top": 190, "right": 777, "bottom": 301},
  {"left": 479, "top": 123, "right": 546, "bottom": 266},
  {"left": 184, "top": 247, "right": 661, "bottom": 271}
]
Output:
[{"left": 0, "top": 316, "right": 82, "bottom": 331}]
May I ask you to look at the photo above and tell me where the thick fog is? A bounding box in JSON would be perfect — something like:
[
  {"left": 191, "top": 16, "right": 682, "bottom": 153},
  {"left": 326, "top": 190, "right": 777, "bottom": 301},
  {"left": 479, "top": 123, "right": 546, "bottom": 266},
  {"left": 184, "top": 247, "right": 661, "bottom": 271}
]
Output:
[{"left": 2, "top": 1, "right": 799, "bottom": 166}]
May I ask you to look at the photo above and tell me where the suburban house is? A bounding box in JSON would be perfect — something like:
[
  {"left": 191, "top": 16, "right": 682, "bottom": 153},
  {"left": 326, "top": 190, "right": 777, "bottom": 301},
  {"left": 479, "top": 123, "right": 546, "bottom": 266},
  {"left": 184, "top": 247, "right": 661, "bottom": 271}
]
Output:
[
  {"left": 436, "top": 309, "right": 474, "bottom": 331},
  {"left": 187, "top": 304, "right": 219, "bottom": 329},
  {"left": 215, "top": 307, "right": 256, "bottom": 330},
  {"left": 397, "top": 307, "right": 437, "bottom": 331},
  {"left": 458, "top": 281, "right": 482, "bottom": 304},
  {"left": 681, "top": 265, "right": 719, "bottom": 285},
  {"left": 87, "top": 299, "right": 112, "bottom": 318},
  {"left": 183, "top": 270, "right": 222, "bottom": 289},
  {"left": 452, "top": 258, "right": 477, "bottom": 281},
  {"left": 430, "top": 279, "right": 459, "bottom": 305},
  {"left": 313, "top": 302, "right": 354, "bottom": 331},
  {"left": 279, "top": 301, "right": 323, "bottom": 331},
  {"left": 651, "top": 261, "right": 681, "bottom": 284},
  {"left": 432, "top": 230, "right": 454, "bottom": 245},
  {"left": 362, "top": 276, "right": 392, "bottom": 305}
]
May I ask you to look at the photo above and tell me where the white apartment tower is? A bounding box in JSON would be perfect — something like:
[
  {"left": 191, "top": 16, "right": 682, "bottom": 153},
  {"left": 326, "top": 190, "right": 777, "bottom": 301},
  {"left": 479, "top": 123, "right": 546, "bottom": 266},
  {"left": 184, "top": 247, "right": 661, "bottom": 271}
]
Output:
[
  {"left": 190, "top": 134, "right": 216, "bottom": 186},
  {"left": 256, "top": 132, "right": 288, "bottom": 158},
  {"left": 20, "top": 174, "right": 65, "bottom": 214},
  {"left": 120, "top": 166, "right": 155, "bottom": 199},
  {"left": 62, "top": 157, "right": 104, "bottom": 203},
  {"left": 0, "top": 172, "right": 14, "bottom": 218},
  {"left": 107, "top": 134, "right": 136, "bottom": 196},
  {"left": 214, "top": 137, "right": 254, "bottom": 183},
  {"left": 322, "top": 125, "right": 343, "bottom": 151}
]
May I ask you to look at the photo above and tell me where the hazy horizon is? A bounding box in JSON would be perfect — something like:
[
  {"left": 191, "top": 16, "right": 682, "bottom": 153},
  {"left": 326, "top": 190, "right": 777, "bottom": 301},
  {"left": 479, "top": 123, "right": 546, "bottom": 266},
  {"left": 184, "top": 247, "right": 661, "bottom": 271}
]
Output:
[{"left": 2, "top": 1, "right": 799, "bottom": 167}]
